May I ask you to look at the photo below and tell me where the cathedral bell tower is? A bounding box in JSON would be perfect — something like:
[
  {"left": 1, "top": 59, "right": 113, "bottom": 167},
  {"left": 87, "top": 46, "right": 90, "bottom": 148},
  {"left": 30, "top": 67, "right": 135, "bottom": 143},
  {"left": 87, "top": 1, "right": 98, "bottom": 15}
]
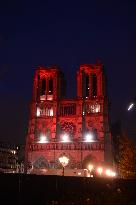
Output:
[
  {"left": 77, "top": 63, "right": 112, "bottom": 162},
  {"left": 27, "top": 66, "right": 65, "bottom": 144}
]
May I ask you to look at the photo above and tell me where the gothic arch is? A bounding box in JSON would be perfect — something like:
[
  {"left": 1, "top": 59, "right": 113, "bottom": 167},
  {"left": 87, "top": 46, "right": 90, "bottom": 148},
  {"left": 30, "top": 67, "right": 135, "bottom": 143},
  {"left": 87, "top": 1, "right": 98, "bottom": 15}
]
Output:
[
  {"left": 82, "top": 154, "right": 97, "bottom": 169},
  {"left": 33, "top": 156, "right": 49, "bottom": 169},
  {"left": 67, "top": 154, "right": 77, "bottom": 169},
  {"left": 49, "top": 158, "right": 61, "bottom": 169},
  {"left": 41, "top": 78, "right": 46, "bottom": 95}
]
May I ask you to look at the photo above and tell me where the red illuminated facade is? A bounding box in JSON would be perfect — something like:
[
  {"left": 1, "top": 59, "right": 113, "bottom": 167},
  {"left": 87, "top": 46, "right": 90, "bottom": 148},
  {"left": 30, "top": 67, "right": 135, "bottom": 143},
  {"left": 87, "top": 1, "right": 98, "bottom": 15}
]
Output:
[{"left": 25, "top": 63, "right": 112, "bottom": 172}]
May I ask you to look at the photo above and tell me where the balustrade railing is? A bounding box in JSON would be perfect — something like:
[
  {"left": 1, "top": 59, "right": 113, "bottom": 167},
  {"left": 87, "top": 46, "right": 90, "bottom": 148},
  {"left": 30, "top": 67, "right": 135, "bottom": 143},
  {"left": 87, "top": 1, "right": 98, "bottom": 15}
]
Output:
[{"left": 29, "top": 141, "right": 104, "bottom": 151}]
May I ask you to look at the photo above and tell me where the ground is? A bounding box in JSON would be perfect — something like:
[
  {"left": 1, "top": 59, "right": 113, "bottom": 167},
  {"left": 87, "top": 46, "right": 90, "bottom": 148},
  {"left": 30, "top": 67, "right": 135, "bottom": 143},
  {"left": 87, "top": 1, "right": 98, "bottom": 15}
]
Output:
[{"left": 0, "top": 174, "right": 136, "bottom": 205}]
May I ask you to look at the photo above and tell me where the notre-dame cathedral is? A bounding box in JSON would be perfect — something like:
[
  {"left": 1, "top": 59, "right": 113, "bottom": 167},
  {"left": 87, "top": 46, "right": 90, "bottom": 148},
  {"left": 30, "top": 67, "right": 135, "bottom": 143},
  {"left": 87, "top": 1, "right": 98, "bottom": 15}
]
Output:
[{"left": 25, "top": 62, "right": 112, "bottom": 174}]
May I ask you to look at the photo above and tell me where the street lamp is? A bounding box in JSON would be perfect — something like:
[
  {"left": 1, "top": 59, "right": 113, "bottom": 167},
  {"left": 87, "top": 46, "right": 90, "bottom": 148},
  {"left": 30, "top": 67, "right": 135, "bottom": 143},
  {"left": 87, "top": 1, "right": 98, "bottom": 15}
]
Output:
[
  {"left": 105, "top": 169, "right": 116, "bottom": 177},
  {"left": 59, "top": 155, "right": 69, "bottom": 176},
  {"left": 88, "top": 164, "right": 94, "bottom": 177},
  {"left": 97, "top": 167, "right": 103, "bottom": 176},
  {"left": 88, "top": 164, "right": 94, "bottom": 172}
]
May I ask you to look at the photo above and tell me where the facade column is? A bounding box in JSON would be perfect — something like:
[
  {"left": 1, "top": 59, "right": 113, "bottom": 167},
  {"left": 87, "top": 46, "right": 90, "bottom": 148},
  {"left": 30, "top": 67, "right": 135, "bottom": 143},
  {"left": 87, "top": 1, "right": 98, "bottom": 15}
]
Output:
[
  {"left": 100, "top": 73, "right": 102, "bottom": 96},
  {"left": 77, "top": 71, "right": 82, "bottom": 98},
  {"left": 33, "top": 70, "right": 41, "bottom": 102},
  {"left": 53, "top": 75, "right": 57, "bottom": 100},
  {"left": 97, "top": 72, "right": 102, "bottom": 97},
  {"left": 32, "top": 74, "right": 37, "bottom": 102}
]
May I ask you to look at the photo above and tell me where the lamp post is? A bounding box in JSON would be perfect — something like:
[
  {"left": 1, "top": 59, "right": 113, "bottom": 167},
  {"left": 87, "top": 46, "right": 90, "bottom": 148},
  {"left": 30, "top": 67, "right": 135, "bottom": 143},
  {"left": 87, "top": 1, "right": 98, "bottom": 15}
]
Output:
[
  {"left": 59, "top": 155, "right": 69, "bottom": 176},
  {"left": 88, "top": 164, "right": 94, "bottom": 177},
  {"left": 97, "top": 167, "right": 103, "bottom": 176}
]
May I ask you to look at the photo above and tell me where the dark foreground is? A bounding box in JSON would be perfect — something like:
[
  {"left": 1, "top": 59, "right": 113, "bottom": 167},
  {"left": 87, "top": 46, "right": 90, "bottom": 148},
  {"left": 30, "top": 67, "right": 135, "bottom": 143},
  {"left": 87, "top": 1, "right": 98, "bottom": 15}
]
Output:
[{"left": 0, "top": 174, "right": 136, "bottom": 205}]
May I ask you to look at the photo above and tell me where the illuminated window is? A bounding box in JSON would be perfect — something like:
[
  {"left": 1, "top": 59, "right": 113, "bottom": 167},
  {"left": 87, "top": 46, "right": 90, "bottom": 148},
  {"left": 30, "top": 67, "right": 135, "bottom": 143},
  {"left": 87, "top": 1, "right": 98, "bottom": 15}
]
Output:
[
  {"left": 49, "top": 108, "right": 53, "bottom": 116},
  {"left": 36, "top": 107, "right": 53, "bottom": 117},
  {"left": 90, "top": 104, "right": 100, "bottom": 113},
  {"left": 37, "top": 107, "right": 41, "bottom": 116},
  {"left": 47, "top": 95, "right": 53, "bottom": 100},
  {"left": 40, "top": 95, "right": 46, "bottom": 101},
  {"left": 86, "top": 104, "right": 100, "bottom": 114}
]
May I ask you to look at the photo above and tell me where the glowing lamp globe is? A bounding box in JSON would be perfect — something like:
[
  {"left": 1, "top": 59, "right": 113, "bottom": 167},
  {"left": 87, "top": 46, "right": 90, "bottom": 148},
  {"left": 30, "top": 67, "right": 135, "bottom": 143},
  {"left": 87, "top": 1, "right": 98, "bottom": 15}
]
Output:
[
  {"left": 59, "top": 156, "right": 69, "bottom": 167},
  {"left": 97, "top": 167, "right": 103, "bottom": 175},
  {"left": 88, "top": 164, "right": 94, "bottom": 171}
]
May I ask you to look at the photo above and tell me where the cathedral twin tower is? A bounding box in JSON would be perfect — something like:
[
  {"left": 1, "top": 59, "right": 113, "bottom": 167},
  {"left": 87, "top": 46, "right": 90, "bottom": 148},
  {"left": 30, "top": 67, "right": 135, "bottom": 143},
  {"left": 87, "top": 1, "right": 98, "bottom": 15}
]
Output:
[{"left": 26, "top": 62, "right": 112, "bottom": 174}]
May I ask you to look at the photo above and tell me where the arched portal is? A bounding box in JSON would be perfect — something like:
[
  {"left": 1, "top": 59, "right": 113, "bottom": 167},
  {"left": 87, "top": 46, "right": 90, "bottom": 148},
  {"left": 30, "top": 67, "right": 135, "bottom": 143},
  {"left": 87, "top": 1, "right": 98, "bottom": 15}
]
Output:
[
  {"left": 33, "top": 156, "right": 49, "bottom": 169},
  {"left": 82, "top": 154, "right": 97, "bottom": 169}
]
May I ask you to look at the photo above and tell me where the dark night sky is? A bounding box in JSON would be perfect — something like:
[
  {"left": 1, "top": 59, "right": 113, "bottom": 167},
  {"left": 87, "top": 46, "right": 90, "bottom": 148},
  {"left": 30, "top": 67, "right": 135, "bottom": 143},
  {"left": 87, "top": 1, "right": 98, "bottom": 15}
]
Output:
[{"left": 0, "top": 0, "right": 136, "bottom": 144}]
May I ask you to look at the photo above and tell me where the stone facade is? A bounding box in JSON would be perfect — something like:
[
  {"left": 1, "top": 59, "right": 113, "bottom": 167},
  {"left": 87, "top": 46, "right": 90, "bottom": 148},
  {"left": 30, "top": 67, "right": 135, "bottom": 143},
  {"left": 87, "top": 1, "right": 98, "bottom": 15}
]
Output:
[{"left": 25, "top": 63, "right": 112, "bottom": 172}]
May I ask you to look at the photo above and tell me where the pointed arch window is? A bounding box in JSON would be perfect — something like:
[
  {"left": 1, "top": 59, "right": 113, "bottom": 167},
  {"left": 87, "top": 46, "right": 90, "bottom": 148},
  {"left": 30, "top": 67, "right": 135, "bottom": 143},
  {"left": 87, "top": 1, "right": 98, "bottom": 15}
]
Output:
[
  {"left": 41, "top": 78, "right": 46, "bottom": 95},
  {"left": 92, "top": 74, "right": 97, "bottom": 97},
  {"left": 36, "top": 74, "right": 40, "bottom": 100},
  {"left": 85, "top": 74, "right": 89, "bottom": 98},
  {"left": 49, "top": 78, "right": 53, "bottom": 94}
]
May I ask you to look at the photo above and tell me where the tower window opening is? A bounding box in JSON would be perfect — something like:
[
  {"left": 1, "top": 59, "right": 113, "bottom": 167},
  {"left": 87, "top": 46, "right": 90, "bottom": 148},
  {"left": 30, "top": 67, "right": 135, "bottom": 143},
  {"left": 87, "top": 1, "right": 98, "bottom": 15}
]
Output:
[
  {"left": 85, "top": 104, "right": 100, "bottom": 114},
  {"left": 64, "top": 107, "right": 67, "bottom": 116},
  {"left": 92, "top": 74, "right": 97, "bottom": 97},
  {"left": 36, "top": 107, "right": 53, "bottom": 117},
  {"left": 50, "top": 108, "right": 53, "bottom": 116},
  {"left": 41, "top": 78, "right": 46, "bottom": 96},
  {"left": 90, "top": 104, "right": 100, "bottom": 113},
  {"left": 36, "top": 74, "right": 40, "bottom": 100},
  {"left": 37, "top": 107, "right": 41, "bottom": 116},
  {"left": 85, "top": 74, "right": 89, "bottom": 97},
  {"left": 49, "top": 78, "right": 53, "bottom": 94},
  {"left": 45, "top": 107, "right": 53, "bottom": 116}
]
